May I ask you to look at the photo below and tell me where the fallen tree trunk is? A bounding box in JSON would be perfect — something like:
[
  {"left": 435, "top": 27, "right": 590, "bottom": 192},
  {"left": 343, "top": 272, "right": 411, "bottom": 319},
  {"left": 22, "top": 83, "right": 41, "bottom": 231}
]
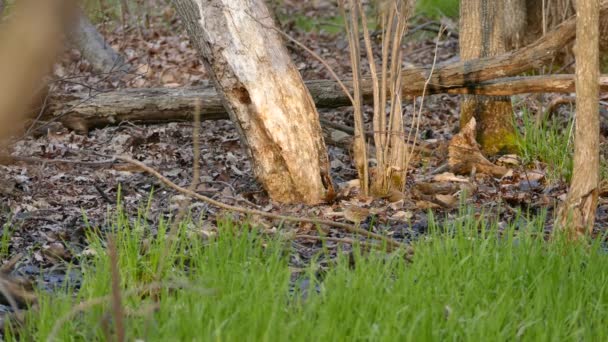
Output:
[{"left": 46, "top": 75, "right": 608, "bottom": 133}]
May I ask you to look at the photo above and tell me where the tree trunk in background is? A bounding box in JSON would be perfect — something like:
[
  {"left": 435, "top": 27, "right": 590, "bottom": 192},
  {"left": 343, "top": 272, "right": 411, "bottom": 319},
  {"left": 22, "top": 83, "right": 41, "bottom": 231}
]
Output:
[
  {"left": 68, "top": 8, "right": 131, "bottom": 75},
  {"left": 459, "top": 1, "right": 518, "bottom": 155},
  {"left": 505, "top": 0, "right": 608, "bottom": 69},
  {"left": 171, "top": 0, "right": 334, "bottom": 204},
  {"left": 558, "top": 0, "right": 600, "bottom": 238}
]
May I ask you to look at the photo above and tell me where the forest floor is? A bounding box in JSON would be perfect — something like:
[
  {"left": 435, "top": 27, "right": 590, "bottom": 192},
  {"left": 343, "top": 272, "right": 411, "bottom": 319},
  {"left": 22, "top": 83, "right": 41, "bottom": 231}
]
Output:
[{"left": 1, "top": 0, "right": 608, "bottom": 319}]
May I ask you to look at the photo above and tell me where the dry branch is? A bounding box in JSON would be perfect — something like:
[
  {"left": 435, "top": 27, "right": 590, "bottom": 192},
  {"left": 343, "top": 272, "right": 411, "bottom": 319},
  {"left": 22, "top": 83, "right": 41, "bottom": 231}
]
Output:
[{"left": 115, "top": 155, "right": 407, "bottom": 251}]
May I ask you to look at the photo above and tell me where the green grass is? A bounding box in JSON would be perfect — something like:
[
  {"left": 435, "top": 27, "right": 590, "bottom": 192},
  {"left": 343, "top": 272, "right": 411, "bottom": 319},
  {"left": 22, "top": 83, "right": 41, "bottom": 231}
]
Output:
[
  {"left": 415, "top": 0, "right": 459, "bottom": 19},
  {"left": 516, "top": 109, "right": 574, "bottom": 182},
  {"left": 0, "top": 218, "right": 12, "bottom": 258},
  {"left": 6, "top": 205, "right": 608, "bottom": 341}
]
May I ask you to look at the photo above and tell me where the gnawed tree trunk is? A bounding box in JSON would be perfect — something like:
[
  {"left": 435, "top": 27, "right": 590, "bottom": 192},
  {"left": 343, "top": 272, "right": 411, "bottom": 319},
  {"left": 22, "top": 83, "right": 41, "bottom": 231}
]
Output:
[
  {"left": 459, "top": 0, "right": 517, "bottom": 155},
  {"left": 68, "top": 8, "right": 131, "bottom": 75},
  {"left": 557, "top": 0, "right": 600, "bottom": 238},
  {"left": 171, "top": 0, "right": 334, "bottom": 204}
]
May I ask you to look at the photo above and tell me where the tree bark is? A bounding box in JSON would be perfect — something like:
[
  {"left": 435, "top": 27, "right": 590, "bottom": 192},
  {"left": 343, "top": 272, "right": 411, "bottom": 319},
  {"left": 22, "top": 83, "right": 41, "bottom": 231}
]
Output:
[
  {"left": 459, "top": 0, "right": 518, "bottom": 155},
  {"left": 170, "top": 0, "right": 334, "bottom": 204},
  {"left": 558, "top": 0, "right": 600, "bottom": 238},
  {"left": 43, "top": 75, "right": 608, "bottom": 133},
  {"left": 68, "top": 8, "right": 131, "bottom": 75}
]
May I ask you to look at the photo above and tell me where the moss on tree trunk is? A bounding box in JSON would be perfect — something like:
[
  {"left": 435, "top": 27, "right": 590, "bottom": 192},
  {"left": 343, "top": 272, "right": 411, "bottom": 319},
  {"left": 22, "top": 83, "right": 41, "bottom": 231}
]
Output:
[{"left": 459, "top": 0, "right": 517, "bottom": 155}]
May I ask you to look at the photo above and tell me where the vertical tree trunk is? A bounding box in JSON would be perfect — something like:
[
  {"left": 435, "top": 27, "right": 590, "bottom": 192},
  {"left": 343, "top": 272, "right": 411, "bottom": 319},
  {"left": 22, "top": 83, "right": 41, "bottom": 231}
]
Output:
[
  {"left": 68, "top": 8, "right": 131, "bottom": 75},
  {"left": 171, "top": 0, "right": 334, "bottom": 204},
  {"left": 459, "top": 0, "right": 517, "bottom": 155},
  {"left": 558, "top": 0, "right": 600, "bottom": 238}
]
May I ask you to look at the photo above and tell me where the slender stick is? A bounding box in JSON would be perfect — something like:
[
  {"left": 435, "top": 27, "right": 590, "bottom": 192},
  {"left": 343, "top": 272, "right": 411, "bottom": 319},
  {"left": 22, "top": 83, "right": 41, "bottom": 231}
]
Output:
[{"left": 115, "top": 155, "right": 406, "bottom": 250}]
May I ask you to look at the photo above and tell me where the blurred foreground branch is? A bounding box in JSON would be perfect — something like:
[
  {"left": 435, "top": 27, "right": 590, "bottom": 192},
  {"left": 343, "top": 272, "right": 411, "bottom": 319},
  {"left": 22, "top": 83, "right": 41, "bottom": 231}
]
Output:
[{"left": 0, "top": 0, "right": 76, "bottom": 144}]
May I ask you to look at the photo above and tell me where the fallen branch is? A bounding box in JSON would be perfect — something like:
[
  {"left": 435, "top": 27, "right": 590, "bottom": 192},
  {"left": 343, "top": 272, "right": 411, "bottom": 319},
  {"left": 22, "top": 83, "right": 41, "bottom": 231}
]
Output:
[
  {"left": 43, "top": 74, "right": 608, "bottom": 133},
  {"left": 115, "top": 155, "right": 406, "bottom": 250}
]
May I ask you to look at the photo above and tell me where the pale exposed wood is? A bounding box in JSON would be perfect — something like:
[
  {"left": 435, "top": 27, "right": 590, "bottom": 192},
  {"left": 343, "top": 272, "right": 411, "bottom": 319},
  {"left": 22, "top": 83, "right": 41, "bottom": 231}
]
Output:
[
  {"left": 558, "top": 0, "right": 600, "bottom": 238},
  {"left": 171, "top": 0, "right": 333, "bottom": 204}
]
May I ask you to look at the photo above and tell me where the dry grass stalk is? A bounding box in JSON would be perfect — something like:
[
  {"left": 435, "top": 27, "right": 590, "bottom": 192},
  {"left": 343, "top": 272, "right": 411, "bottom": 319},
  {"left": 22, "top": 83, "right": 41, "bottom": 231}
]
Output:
[
  {"left": 107, "top": 236, "right": 126, "bottom": 342},
  {"left": 341, "top": 0, "right": 369, "bottom": 195},
  {"left": 405, "top": 26, "right": 444, "bottom": 180},
  {"left": 341, "top": 0, "right": 415, "bottom": 196}
]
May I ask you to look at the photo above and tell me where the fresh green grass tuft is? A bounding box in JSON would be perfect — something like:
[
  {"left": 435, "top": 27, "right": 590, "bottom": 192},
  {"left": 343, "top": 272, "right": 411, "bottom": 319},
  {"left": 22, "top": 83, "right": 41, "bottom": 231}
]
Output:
[
  {"left": 0, "top": 219, "right": 12, "bottom": 259},
  {"left": 516, "top": 109, "right": 574, "bottom": 182},
  {"left": 6, "top": 207, "right": 608, "bottom": 341}
]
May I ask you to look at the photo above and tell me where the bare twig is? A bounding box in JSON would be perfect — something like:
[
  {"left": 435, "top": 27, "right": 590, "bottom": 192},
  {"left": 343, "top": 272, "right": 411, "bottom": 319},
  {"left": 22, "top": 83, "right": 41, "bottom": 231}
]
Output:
[
  {"left": 405, "top": 26, "right": 445, "bottom": 185},
  {"left": 107, "top": 236, "right": 125, "bottom": 342},
  {"left": 114, "top": 155, "right": 406, "bottom": 250}
]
